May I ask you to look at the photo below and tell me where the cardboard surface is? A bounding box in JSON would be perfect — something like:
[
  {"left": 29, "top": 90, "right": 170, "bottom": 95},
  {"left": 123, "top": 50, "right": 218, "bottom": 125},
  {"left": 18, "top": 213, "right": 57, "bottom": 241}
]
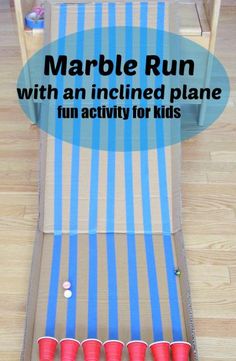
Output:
[
  {"left": 42, "top": 137, "right": 181, "bottom": 234},
  {"left": 42, "top": 0, "right": 181, "bottom": 234},
  {"left": 29, "top": 232, "right": 194, "bottom": 361},
  {"left": 21, "top": 3, "right": 198, "bottom": 361}
]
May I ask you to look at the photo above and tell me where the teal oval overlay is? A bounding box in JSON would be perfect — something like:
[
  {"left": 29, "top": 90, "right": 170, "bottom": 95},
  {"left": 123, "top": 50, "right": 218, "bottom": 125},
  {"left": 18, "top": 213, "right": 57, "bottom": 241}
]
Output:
[{"left": 17, "top": 28, "right": 230, "bottom": 151}]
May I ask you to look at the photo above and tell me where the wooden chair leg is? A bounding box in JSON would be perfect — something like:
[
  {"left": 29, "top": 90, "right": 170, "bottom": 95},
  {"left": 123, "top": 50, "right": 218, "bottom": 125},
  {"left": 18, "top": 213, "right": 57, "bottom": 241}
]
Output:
[{"left": 198, "top": 99, "right": 207, "bottom": 126}]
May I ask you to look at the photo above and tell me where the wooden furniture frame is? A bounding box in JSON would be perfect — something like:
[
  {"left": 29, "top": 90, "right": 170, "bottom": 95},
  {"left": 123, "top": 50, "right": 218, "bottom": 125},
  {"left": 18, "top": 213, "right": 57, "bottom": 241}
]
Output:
[
  {"left": 14, "top": 0, "right": 44, "bottom": 64},
  {"left": 14, "top": 0, "right": 44, "bottom": 122},
  {"left": 177, "top": 0, "right": 222, "bottom": 125}
]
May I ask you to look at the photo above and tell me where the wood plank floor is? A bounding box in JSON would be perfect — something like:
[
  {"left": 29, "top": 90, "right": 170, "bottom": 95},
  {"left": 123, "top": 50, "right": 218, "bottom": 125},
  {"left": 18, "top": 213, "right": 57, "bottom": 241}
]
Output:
[
  {"left": 182, "top": 5, "right": 236, "bottom": 361},
  {"left": 0, "top": 1, "right": 235, "bottom": 360}
]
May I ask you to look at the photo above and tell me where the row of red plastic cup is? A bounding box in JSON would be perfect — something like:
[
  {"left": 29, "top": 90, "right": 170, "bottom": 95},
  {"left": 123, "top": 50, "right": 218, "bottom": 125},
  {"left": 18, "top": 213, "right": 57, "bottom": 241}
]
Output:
[{"left": 38, "top": 337, "right": 191, "bottom": 361}]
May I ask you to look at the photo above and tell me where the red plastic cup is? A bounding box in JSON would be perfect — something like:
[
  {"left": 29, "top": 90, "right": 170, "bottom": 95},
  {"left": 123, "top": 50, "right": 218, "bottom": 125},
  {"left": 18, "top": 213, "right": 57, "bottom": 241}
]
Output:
[
  {"left": 82, "top": 339, "right": 102, "bottom": 361},
  {"left": 171, "top": 342, "right": 191, "bottom": 361},
  {"left": 150, "top": 341, "right": 170, "bottom": 361},
  {"left": 38, "top": 336, "right": 58, "bottom": 361},
  {"left": 60, "top": 338, "right": 80, "bottom": 361},
  {"left": 127, "top": 341, "right": 148, "bottom": 361},
  {"left": 103, "top": 340, "right": 124, "bottom": 361}
]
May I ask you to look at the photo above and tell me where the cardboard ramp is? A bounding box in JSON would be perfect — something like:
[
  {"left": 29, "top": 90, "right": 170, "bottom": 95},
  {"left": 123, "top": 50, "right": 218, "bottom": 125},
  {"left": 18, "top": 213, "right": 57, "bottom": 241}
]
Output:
[{"left": 22, "top": 1, "right": 197, "bottom": 361}]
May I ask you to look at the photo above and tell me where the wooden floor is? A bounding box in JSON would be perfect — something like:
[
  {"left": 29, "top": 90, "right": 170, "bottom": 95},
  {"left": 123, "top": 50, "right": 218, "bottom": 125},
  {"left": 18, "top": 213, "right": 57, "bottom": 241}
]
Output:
[
  {"left": 182, "top": 5, "right": 236, "bottom": 361},
  {"left": 0, "top": 1, "right": 235, "bottom": 360}
]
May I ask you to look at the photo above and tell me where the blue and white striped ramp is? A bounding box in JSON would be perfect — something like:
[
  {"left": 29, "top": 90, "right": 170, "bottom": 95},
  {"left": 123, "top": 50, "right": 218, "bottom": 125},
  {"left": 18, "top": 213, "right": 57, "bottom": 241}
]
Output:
[{"left": 25, "top": 2, "right": 196, "bottom": 360}]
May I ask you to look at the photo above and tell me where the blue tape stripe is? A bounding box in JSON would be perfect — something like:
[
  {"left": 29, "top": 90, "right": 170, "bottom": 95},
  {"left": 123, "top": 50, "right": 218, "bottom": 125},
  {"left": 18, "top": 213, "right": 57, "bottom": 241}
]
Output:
[
  {"left": 106, "top": 3, "right": 119, "bottom": 340},
  {"left": 156, "top": 2, "right": 183, "bottom": 341},
  {"left": 45, "top": 235, "right": 62, "bottom": 336},
  {"left": 87, "top": 3, "right": 102, "bottom": 339},
  {"left": 125, "top": 2, "right": 141, "bottom": 340},
  {"left": 139, "top": 2, "right": 163, "bottom": 341},
  {"left": 45, "top": 3, "right": 67, "bottom": 336},
  {"left": 66, "top": 4, "right": 85, "bottom": 339}
]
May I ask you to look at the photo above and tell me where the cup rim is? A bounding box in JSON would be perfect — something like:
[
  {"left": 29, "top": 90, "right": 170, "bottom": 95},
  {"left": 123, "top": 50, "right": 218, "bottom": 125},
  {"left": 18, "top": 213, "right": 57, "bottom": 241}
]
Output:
[
  {"left": 149, "top": 341, "right": 170, "bottom": 348},
  {"left": 126, "top": 340, "right": 148, "bottom": 347},
  {"left": 60, "top": 338, "right": 80, "bottom": 344},
  {"left": 81, "top": 338, "right": 102, "bottom": 346},
  {"left": 37, "top": 336, "right": 58, "bottom": 344},
  {"left": 170, "top": 341, "right": 191, "bottom": 347},
  {"left": 103, "top": 340, "right": 125, "bottom": 346}
]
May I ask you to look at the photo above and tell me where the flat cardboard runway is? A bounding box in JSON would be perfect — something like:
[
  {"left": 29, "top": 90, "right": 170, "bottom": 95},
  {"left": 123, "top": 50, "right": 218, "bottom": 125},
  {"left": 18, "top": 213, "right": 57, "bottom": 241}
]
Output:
[{"left": 24, "top": 232, "right": 196, "bottom": 361}]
